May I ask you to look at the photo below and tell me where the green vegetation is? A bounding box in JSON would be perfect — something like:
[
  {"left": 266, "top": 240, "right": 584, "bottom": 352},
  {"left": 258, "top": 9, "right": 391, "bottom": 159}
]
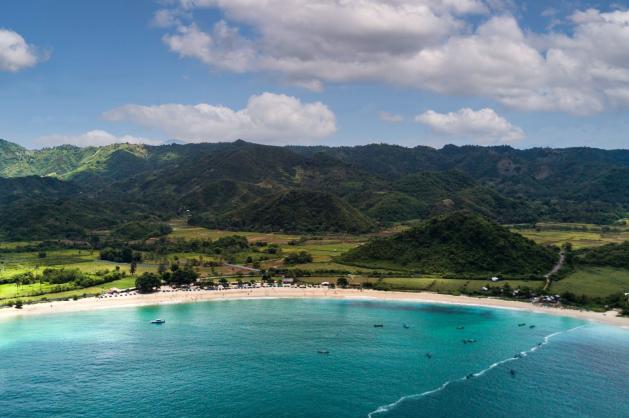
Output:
[
  {"left": 514, "top": 223, "right": 629, "bottom": 249},
  {"left": 284, "top": 251, "right": 313, "bottom": 265},
  {"left": 551, "top": 267, "right": 629, "bottom": 298},
  {"left": 100, "top": 247, "right": 141, "bottom": 263},
  {"left": 4, "top": 134, "right": 629, "bottom": 312},
  {"left": 340, "top": 212, "right": 557, "bottom": 276},
  {"left": 4, "top": 139, "right": 629, "bottom": 239},
  {"left": 575, "top": 241, "right": 629, "bottom": 268},
  {"left": 135, "top": 273, "right": 161, "bottom": 293},
  {"left": 112, "top": 221, "right": 172, "bottom": 241},
  {"left": 199, "top": 190, "right": 376, "bottom": 234}
]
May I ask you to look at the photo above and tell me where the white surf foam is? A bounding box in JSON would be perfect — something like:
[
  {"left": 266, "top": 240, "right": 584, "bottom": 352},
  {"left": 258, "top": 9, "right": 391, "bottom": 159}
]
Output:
[{"left": 367, "top": 325, "right": 586, "bottom": 417}]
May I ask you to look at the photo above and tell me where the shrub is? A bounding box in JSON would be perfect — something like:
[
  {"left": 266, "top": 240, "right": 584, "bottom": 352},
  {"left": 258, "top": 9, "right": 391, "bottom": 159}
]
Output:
[{"left": 284, "top": 251, "right": 313, "bottom": 265}]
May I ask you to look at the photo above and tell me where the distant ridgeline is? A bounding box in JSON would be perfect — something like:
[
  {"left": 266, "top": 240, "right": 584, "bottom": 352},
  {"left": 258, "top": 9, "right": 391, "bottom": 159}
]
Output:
[
  {"left": 2, "top": 138, "right": 629, "bottom": 239},
  {"left": 339, "top": 212, "right": 558, "bottom": 277}
]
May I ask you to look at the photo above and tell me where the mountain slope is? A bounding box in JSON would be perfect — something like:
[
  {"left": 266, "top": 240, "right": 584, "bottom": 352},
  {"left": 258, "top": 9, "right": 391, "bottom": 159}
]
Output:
[
  {"left": 339, "top": 212, "right": 557, "bottom": 275},
  {"left": 2, "top": 139, "right": 629, "bottom": 239},
  {"left": 196, "top": 189, "right": 377, "bottom": 234}
]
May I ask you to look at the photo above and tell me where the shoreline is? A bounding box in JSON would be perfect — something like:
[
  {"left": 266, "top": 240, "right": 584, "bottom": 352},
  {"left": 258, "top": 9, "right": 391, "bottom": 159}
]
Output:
[{"left": 1, "top": 288, "right": 627, "bottom": 328}]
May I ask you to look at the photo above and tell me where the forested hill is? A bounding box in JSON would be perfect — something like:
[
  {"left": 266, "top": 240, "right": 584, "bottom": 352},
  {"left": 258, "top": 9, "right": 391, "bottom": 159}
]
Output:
[
  {"left": 1, "top": 138, "right": 629, "bottom": 239},
  {"left": 339, "top": 212, "right": 558, "bottom": 276}
]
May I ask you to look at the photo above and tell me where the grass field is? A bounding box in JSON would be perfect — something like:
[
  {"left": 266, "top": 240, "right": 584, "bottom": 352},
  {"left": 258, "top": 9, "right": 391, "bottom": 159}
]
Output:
[
  {"left": 551, "top": 267, "right": 629, "bottom": 298},
  {"left": 1, "top": 220, "right": 628, "bottom": 306},
  {"left": 168, "top": 219, "right": 301, "bottom": 244},
  {"left": 301, "top": 276, "right": 544, "bottom": 293},
  {"left": 512, "top": 221, "right": 629, "bottom": 249},
  {"left": 0, "top": 277, "right": 137, "bottom": 306}
]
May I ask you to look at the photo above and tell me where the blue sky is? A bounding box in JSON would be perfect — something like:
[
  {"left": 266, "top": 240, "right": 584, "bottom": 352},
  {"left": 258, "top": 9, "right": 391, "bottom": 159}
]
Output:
[{"left": 1, "top": 0, "right": 629, "bottom": 149}]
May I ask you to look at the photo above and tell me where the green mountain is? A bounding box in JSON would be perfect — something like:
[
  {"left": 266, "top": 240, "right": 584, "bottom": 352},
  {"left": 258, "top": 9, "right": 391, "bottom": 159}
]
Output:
[
  {"left": 0, "top": 176, "right": 158, "bottom": 241},
  {"left": 339, "top": 212, "right": 557, "bottom": 276},
  {"left": 196, "top": 189, "right": 377, "bottom": 234},
  {"left": 3, "top": 138, "right": 629, "bottom": 239}
]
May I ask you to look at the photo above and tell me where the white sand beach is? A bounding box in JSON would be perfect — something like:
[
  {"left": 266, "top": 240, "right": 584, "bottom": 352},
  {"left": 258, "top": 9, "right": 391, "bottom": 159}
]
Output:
[{"left": 1, "top": 287, "right": 628, "bottom": 328}]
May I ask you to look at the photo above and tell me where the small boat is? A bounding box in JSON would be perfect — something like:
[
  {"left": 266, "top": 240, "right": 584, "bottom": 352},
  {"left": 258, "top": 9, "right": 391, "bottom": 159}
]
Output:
[
  {"left": 463, "top": 339, "right": 477, "bottom": 344},
  {"left": 426, "top": 352, "right": 432, "bottom": 359},
  {"left": 150, "top": 319, "right": 166, "bottom": 324},
  {"left": 529, "top": 325, "right": 536, "bottom": 329},
  {"left": 373, "top": 324, "right": 384, "bottom": 328},
  {"left": 317, "top": 350, "right": 330, "bottom": 355},
  {"left": 518, "top": 323, "right": 526, "bottom": 327},
  {"left": 465, "top": 374, "right": 474, "bottom": 380},
  {"left": 456, "top": 326, "right": 465, "bottom": 330},
  {"left": 403, "top": 324, "right": 410, "bottom": 329},
  {"left": 510, "top": 369, "right": 516, "bottom": 377}
]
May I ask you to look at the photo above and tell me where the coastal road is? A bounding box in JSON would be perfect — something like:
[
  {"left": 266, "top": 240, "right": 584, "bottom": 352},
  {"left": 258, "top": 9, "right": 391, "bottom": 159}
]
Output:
[{"left": 543, "top": 249, "right": 566, "bottom": 291}]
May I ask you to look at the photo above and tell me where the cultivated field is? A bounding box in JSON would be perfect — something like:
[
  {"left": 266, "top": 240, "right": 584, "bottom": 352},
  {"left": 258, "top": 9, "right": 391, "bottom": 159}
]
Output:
[{"left": 1, "top": 220, "right": 628, "bottom": 306}]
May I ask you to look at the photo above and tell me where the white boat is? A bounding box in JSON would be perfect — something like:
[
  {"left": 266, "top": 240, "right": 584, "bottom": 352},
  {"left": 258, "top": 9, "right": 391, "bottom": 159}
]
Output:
[{"left": 150, "top": 319, "right": 166, "bottom": 324}]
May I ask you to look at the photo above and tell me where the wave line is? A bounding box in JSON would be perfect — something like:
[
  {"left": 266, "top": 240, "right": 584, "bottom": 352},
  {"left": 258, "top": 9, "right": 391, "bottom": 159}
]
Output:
[{"left": 367, "top": 325, "right": 586, "bottom": 418}]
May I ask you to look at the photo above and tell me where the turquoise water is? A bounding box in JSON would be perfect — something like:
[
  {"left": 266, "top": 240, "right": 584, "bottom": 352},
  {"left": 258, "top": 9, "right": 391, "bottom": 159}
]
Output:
[{"left": 0, "top": 299, "right": 628, "bottom": 417}]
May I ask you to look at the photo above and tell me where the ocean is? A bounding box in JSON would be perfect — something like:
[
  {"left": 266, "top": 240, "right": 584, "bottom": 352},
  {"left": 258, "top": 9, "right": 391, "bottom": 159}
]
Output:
[{"left": 0, "top": 298, "right": 627, "bottom": 417}]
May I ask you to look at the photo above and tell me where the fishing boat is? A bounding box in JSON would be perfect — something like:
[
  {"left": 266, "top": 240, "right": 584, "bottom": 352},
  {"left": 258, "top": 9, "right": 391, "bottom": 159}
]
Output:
[
  {"left": 373, "top": 324, "right": 384, "bottom": 328},
  {"left": 426, "top": 353, "right": 432, "bottom": 359},
  {"left": 529, "top": 325, "right": 536, "bottom": 329},
  {"left": 403, "top": 324, "right": 410, "bottom": 329},
  {"left": 150, "top": 319, "right": 166, "bottom": 324},
  {"left": 317, "top": 350, "right": 330, "bottom": 355},
  {"left": 456, "top": 326, "right": 465, "bottom": 330},
  {"left": 518, "top": 323, "right": 526, "bottom": 327}
]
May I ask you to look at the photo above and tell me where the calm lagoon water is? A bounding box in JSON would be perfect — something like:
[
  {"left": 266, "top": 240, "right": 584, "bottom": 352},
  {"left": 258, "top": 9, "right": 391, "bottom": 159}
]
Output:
[{"left": 1, "top": 298, "right": 628, "bottom": 417}]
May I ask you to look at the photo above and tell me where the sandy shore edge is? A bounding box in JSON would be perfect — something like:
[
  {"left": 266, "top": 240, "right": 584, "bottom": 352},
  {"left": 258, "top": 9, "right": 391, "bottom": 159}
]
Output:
[{"left": 1, "top": 288, "right": 627, "bottom": 328}]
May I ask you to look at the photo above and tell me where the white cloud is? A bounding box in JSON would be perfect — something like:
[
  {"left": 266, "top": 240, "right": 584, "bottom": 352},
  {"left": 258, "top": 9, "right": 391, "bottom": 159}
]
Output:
[
  {"left": 36, "top": 130, "right": 163, "bottom": 148},
  {"left": 103, "top": 92, "right": 337, "bottom": 145},
  {"left": 379, "top": 111, "right": 404, "bottom": 123},
  {"left": 155, "top": 2, "right": 629, "bottom": 115},
  {"left": 162, "top": 21, "right": 255, "bottom": 72},
  {"left": 0, "top": 29, "right": 44, "bottom": 72},
  {"left": 415, "top": 108, "right": 524, "bottom": 144}
]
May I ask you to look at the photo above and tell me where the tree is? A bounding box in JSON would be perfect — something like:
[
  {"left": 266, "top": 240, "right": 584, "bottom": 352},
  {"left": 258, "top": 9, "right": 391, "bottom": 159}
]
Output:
[
  {"left": 336, "top": 277, "right": 349, "bottom": 288},
  {"left": 284, "top": 251, "right": 313, "bottom": 265},
  {"left": 136, "top": 273, "right": 161, "bottom": 293},
  {"left": 165, "top": 266, "right": 198, "bottom": 287},
  {"left": 130, "top": 261, "right": 137, "bottom": 276}
]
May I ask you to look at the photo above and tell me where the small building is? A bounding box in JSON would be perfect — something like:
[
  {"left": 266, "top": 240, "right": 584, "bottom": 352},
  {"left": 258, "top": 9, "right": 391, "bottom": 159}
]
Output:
[
  {"left": 490, "top": 276, "right": 501, "bottom": 282},
  {"left": 282, "top": 278, "right": 295, "bottom": 285}
]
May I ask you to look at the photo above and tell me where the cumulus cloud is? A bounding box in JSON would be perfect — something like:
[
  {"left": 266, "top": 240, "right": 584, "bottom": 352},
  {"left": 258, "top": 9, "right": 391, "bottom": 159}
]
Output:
[
  {"left": 162, "top": 21, "right": 255, "bottom": 72},
  {"left": 379, "top": 111, "right": 404, "bottom": 123},
  {"left": 154, "top": 2, "right": 629, "bottom": 115},
  {"left": 103, "top": 92, "right": 336, "bottom": 145},
  {"left": 36, "top": 130, "right": 163, "bottom": 148},
  {"left": 0, "top": 29, "right": 44, "bottom": 72},
  {"left": 415, "top": 108, "right": 524, "bottom": 144}
]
